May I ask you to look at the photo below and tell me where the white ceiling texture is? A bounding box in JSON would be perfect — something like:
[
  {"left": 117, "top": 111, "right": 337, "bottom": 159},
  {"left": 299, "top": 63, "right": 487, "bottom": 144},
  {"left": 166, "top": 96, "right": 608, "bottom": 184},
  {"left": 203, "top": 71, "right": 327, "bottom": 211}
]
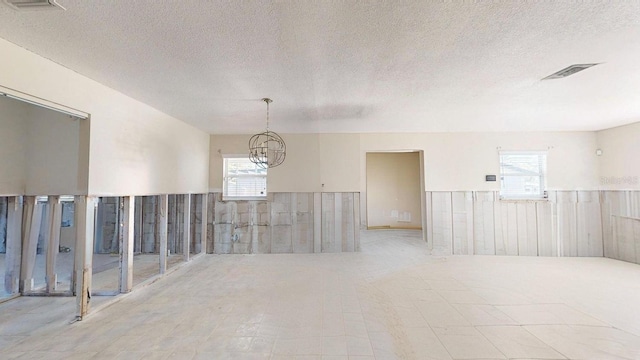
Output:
[{"left": 1, "top": 1, "right": 639, "bottom": 134}]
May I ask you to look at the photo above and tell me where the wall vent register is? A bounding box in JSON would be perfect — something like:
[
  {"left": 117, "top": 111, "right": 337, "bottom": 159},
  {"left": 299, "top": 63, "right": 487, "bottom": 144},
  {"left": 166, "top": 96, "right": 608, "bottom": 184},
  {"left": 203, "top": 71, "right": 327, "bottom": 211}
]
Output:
[
  {"left": 542, "top": 63, "right": 599, "bottom": 80},
  {"left": 3, "top": 0, "right": 65, "bottom": 10}
]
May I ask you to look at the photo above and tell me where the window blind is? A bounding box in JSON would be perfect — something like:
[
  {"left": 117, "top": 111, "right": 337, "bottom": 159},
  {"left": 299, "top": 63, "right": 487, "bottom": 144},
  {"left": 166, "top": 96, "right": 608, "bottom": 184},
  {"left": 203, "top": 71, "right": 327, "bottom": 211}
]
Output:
[
  {"left": 499, "top": 151, "right": 547, "bottom": 199},
  {"left": 223, "top": 157, "right": 267, "bottom": 198}
]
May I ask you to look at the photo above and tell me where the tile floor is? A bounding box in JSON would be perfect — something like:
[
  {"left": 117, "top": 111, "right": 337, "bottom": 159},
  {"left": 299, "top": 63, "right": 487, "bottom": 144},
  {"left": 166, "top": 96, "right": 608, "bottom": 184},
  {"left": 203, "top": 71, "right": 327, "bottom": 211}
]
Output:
[{"left": 1, "top": 229, "right": 640, "bottom": 359}]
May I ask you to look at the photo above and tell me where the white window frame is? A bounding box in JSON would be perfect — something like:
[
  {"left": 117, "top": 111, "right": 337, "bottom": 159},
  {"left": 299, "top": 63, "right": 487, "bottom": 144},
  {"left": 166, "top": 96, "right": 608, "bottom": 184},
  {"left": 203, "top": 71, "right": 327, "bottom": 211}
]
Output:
[
  {"left": 222, "top": 155, "right": 267, "bottom": 201},
  {"left": 499, "top": 151, "right": 548, "bottom": 200}
]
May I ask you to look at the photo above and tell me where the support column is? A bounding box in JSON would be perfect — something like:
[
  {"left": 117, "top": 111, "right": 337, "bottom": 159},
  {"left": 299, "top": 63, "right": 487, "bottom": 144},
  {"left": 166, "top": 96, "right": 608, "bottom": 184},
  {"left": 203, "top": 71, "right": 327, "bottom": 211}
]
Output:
[
  {"left": 46, "top": 196, "right": 62, "bottom": 293},
  {"left": 20, "top": 196, "right": 43, "bottom": 293},
  {"left": 183, "top": 194, "right": 191, "bottom": 261},
  {"left": 4, "top": 196, "right": 23, "bottom": 295},
  {"left": 200, "top": 194, "right": 208, "bottom": 254},
  {"left": 158, "top": 194, "right": 168, "bottom": 274},
  {"left": 75, "top": 196, "right": 96, "bottom": 320},
  {"left": 119, "top": 196, "right": 135, "bottom": 293}
]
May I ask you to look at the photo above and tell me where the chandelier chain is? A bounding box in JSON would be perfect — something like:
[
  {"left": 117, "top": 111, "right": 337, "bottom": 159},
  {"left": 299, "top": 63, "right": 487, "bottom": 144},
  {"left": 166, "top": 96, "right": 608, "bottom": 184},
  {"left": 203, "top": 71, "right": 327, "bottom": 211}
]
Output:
[{"left": 266, "top": 99, "right": 269, "bottom": 132}]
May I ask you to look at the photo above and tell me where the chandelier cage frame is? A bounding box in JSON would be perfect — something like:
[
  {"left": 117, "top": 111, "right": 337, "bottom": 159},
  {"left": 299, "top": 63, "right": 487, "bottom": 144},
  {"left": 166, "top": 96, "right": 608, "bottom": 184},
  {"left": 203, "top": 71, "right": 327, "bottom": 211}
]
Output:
[{"left": 249, "top": 98, "right": 286, "bottom": 169}]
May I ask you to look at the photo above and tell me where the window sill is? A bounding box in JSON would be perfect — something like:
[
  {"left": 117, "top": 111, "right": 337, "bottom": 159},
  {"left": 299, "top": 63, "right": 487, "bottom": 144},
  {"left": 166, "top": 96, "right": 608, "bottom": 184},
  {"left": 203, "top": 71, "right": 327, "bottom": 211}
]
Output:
[
  {"left": 222, "top": 196, "right": 268, "bottom": 202},
  {"left": 499, "top": 197, "right": 548, "bottom": 202}
]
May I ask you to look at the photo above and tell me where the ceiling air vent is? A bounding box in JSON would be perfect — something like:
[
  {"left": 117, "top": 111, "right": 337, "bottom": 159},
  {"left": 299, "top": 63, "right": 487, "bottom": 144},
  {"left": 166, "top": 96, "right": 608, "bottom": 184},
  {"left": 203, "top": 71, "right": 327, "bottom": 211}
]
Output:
[
  {"left": 542, "top": 63, "right": 599, "bottom": 80},
  {"left": 3, "top": 0, "right": 66, "bottom": 10}
]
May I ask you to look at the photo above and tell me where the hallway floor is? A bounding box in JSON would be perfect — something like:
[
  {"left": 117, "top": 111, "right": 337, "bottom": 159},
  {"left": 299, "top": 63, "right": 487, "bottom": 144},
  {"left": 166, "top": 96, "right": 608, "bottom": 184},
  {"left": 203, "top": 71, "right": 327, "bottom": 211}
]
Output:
[{"left": 1, "top": 230, "right": 640, "bottom": 359}]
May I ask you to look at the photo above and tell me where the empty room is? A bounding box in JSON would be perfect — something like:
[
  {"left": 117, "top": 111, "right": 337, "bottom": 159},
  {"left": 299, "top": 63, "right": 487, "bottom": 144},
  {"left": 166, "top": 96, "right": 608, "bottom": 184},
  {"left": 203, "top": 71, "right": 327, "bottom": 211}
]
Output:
[{"left": 1, "top": 1, "right": 639, "bottom": 359}]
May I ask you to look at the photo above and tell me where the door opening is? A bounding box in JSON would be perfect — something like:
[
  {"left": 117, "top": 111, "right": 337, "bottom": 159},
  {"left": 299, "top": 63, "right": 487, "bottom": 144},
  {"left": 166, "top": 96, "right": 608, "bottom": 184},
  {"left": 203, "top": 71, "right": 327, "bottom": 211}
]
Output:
[{"left": 366, "top": 152, "right": 423, "bottom": 231}]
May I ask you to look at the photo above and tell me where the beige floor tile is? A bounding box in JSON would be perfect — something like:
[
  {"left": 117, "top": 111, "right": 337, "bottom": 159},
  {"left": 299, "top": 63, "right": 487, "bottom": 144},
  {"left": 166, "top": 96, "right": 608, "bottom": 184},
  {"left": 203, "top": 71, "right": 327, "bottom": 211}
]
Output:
[
  {"left": 497, "top": 304, "right": 610, "bottom": 326},
  {"left": 345, "top": 336, "right": 373, "bottom": 356},
  {"left": 477, "top": 325, "right": 566, "bottom": 359},
  {"left": 416, "top": 301, "right": 471, "bottom": 327},
  {"left": 437, "top": 289, "right": 489, "bottom": 304},
  {"left": 406, "top": 330, "right": 452, "bottom": 360},
  {"left": 322, "top": 336, "right": 348, "bottom": 356},
  {"left": 433, "top": 326, "right": 506, "bottom": 359},
  {"left": 343, "top": 320, "right": 368, "bottom": 338},
  {"left": 138, "top": 351, "right": 172, "bottom": 360},
  {"left": 452, "top": 304, "right": 517, "bottom": 326},
  {"left": 295, "top": 337, "right": 323, "bottom": 355},
  {"left": 525, "top": 324, "right": 640, "bottom": 360},
  {"left": 0, "top": 352, "right": 26, "bottom": 359},
  {"left": 1, "top": 230, "right": 640, "bottom": 360}
]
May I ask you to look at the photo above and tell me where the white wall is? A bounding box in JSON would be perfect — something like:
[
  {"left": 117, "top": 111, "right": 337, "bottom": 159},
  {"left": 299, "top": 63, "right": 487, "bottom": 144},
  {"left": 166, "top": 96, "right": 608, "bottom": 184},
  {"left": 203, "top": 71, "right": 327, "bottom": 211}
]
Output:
[
  {"left": 210, "top": 134, "right": 322, "bottom": 193},
  {"left": 0, "top": 96, "right": 84, "bottom": 195},
  {"left": 359, "top": 132, "right": 599, "bottom": 192},
  {"left": 318, "top": 134, "right": 360, "bottom": 192},
  {"left": 210, "top": 131, "right": 600, "bottom": 194},
  {"left": 0, "top": 96, "right": 28, "bottom": 195},
  {"left": 25, "top": 105, "right": 82, "bottom": 195},
  {"left": 0, "top": 38, "right": 210, "bottom": 196},
  {"left": 0, "top": 95, "right": 85, "bottom": 196},
  {"left": 597, "top": 121, "right": 640, "bottom": 190},
  {"left": 359, "top": 132, "right": 599, "bottom": 225},
  {"left": 269, "top": 134, "right": 322, "bottom": 193},
  {"left": 210, "top": 133, "right": 362, "bottom": 193}
]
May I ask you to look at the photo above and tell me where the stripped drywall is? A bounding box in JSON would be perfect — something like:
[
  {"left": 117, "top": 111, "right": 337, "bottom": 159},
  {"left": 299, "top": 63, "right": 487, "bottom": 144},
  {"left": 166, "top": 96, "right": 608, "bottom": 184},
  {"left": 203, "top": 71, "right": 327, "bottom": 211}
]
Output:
[
  {"left": 595, "top": 121, "right": 640, "bottom": 264},
  {"left": 210, "top": 192, "right": 359, "bottom": 254},
  {"left": 427, "top": 191, "right": 604, "bottom": 257},
  {"left": 601, "top": 191, "right": 640, "bottom": 264}
]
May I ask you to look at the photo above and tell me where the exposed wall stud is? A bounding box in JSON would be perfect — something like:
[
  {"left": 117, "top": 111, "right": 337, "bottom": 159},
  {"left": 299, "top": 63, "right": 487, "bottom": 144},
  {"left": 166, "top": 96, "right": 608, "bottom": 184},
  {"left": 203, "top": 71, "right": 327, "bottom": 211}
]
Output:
[
  {"left": 119, "top": 196, "right": 134, "bottom": 293},
  {"left": 20, "top": 196, "right": 42, "bottom": 293},
  {"left": 183, "top": 194, "right": 191, "bottom": 261},
  {"left": 46, "top": 196, "right": 62, "bottom": 292},
  {"left": 201, "top": 194, "right": 208, "bottom": 254},
  {"left": 75, "top": 196, "right": 97, "bottom": 319},
  {"left": 4, "top": 196, "right": 23, "bottom": 295},
  {"left": 158, "top": 194, "right": 168, "bottom": 274},
  {"left": 313, "top": 193, "right": 321, "bottom": 253}
]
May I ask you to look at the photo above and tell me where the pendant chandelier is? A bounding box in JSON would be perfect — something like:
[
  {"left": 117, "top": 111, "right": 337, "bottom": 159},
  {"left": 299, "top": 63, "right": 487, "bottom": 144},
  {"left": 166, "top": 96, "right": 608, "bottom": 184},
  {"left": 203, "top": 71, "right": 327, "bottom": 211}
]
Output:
[{"left": 249, "top": 98, "right": 286, "bottom": 168}]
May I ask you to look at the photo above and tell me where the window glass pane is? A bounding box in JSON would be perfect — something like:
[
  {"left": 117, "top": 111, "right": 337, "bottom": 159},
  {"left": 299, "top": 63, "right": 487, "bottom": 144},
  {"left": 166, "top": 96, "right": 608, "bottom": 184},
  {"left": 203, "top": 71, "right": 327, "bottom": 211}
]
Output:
[
  {"left": 226, "top": 158, "right": 267, "bottom": 176},
  {"left": 500, "top": 154, "right": 543, "bottom": 175},
  {"left": 499, "top": 152, "right": 546, "bottom": 198},
  {"left": 224, "top": 157, "right": 267, "bottom": 198}
]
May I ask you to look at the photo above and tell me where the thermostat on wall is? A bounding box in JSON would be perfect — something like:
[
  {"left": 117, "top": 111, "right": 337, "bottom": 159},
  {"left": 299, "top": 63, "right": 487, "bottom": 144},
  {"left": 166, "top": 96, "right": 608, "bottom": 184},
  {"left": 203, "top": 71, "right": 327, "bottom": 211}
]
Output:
[{"left": 485, "top": 175, "right": 497, "bottom": 182}]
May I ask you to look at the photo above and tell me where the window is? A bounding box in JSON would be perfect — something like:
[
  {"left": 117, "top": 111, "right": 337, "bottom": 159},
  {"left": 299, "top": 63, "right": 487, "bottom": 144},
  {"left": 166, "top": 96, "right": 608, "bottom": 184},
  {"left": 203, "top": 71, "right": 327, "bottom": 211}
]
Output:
[
  {"left": 499, "top": 151, "right": 547, "bottom": 199},
  {"left": 223, "top": 156, "right": 267, "bottom": 199}
]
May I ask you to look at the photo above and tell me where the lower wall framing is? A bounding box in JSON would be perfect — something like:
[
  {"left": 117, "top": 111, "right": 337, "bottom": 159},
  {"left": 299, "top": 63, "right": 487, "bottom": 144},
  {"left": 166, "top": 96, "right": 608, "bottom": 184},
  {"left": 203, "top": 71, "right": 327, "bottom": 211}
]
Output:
[
  {"left": 426, "top": 190, "right": 640, "bottom": 263},
  {"left": 207, "top": 192, "right": 360, "bottom": 254}
]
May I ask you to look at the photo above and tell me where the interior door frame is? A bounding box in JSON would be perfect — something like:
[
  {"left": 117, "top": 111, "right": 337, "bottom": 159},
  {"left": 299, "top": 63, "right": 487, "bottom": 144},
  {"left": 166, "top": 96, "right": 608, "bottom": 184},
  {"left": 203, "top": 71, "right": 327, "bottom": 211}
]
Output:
[{"left": 364, "top": 150, "right": 427, "bottom": 243}]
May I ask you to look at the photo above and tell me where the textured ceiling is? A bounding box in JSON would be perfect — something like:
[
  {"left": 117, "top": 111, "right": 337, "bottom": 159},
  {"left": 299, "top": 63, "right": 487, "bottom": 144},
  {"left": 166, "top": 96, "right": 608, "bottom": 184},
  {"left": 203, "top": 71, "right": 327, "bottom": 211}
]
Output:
[{"left": 1, "top": 1, "right": 639, "bottom": 134}]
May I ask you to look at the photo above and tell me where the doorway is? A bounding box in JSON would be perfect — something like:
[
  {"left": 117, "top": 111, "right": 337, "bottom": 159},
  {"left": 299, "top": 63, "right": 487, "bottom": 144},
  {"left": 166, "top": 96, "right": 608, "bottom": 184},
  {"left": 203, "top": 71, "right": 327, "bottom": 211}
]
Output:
[
  {"left": 366, "top": 152, "right": 423, "bottom": 230},
  {"left": 0, "top": 91, "right": 86, "bottom": 300}
]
